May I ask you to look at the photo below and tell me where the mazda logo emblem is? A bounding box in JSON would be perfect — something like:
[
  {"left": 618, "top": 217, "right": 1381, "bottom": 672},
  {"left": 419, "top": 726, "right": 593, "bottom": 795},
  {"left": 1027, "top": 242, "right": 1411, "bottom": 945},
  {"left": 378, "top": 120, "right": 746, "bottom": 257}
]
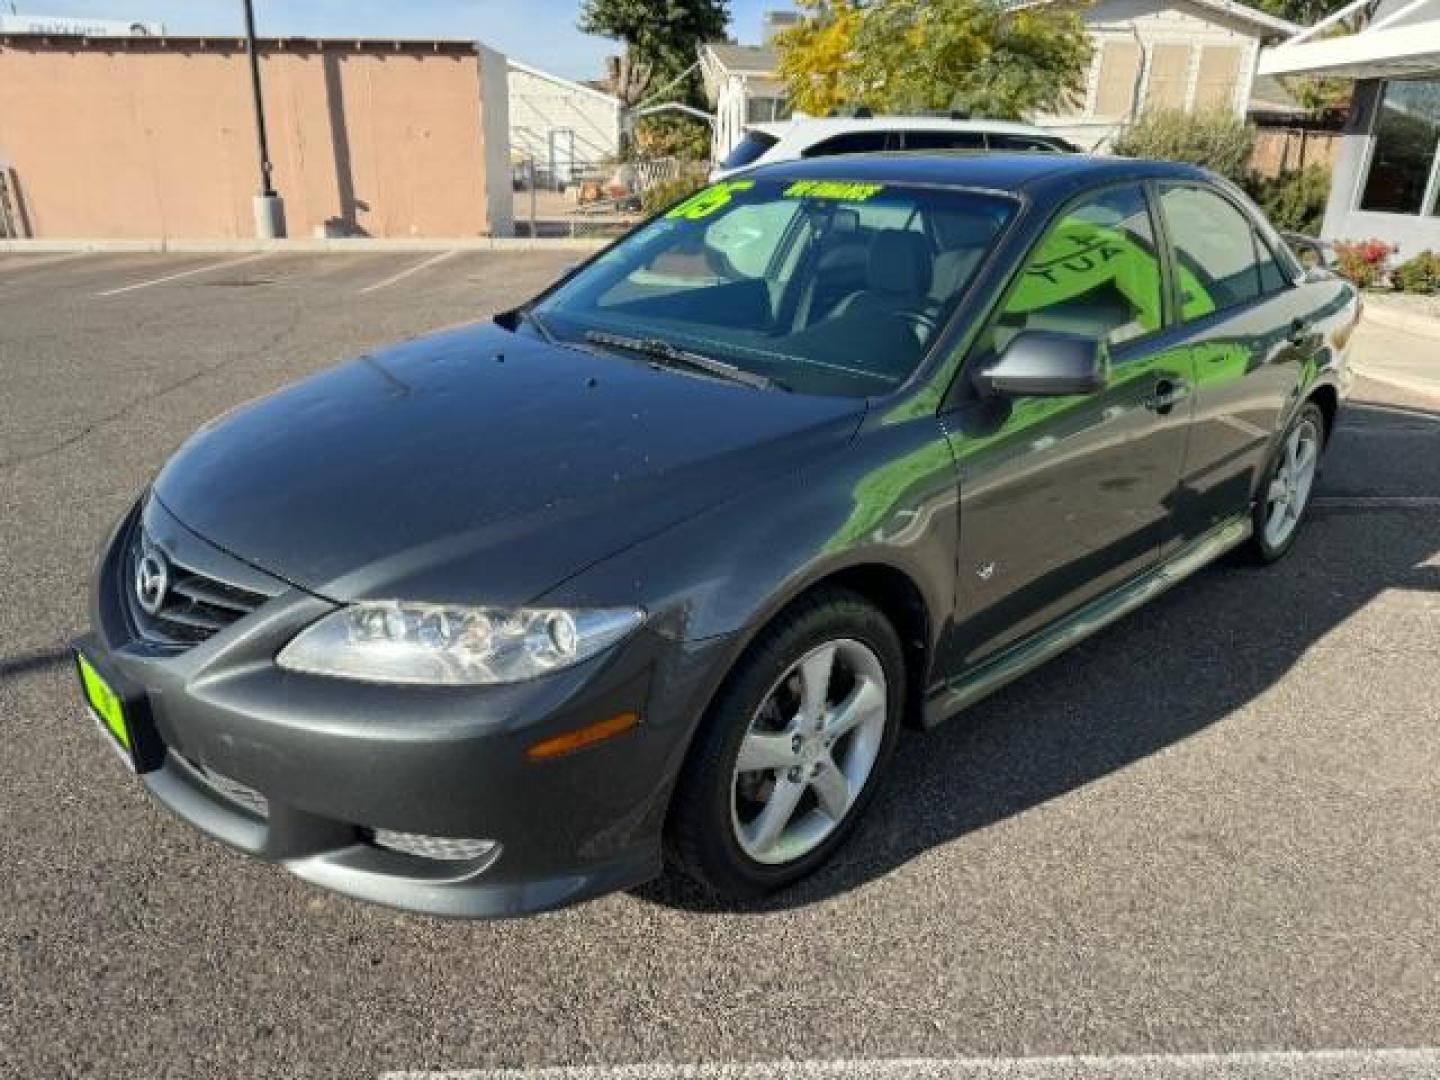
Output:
[{"left": 135, "top": 550, "right": 170, "bottom": 616}]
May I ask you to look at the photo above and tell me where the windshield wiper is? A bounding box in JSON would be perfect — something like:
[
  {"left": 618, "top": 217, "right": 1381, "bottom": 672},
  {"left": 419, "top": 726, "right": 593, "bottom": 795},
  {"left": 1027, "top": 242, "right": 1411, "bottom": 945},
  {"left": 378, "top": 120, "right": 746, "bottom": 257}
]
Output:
[{"left": 584, "top": 330, "right": 785, "bottom": 392}]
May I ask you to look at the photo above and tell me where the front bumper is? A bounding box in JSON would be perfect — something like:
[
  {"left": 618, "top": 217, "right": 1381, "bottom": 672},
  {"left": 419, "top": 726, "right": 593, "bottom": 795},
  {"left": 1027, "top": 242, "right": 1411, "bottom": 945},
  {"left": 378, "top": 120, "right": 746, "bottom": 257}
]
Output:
[{"left": 81, "top": 497, "right": 729, "bottom": 918}]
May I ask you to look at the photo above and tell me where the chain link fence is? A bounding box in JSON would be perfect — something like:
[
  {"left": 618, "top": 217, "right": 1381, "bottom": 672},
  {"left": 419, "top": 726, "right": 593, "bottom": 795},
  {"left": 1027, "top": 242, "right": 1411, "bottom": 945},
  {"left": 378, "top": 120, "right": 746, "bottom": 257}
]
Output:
[{"left": 511, "top": 156, "right": 709, "bottom": 240}]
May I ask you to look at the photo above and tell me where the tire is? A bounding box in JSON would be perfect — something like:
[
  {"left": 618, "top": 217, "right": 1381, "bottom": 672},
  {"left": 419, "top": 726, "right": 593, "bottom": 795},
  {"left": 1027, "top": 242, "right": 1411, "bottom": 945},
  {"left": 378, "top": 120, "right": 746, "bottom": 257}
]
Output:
[
  {"left": 1247, "top": 400, "right": 1326, "bottom": 564},
  {"left": 666, "top": 587, "right": 905, "bottom": 899}
]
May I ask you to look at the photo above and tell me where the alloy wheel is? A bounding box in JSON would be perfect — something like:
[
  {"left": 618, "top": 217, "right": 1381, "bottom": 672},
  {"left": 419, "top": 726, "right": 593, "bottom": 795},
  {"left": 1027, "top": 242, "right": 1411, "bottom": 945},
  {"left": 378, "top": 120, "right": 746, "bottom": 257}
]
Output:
[
  {"left": 1263, "top": 418, "right": 1321, "bottom": 550},
  {"left": 730, "top": 638, "right": 888, "bottom": 866}
]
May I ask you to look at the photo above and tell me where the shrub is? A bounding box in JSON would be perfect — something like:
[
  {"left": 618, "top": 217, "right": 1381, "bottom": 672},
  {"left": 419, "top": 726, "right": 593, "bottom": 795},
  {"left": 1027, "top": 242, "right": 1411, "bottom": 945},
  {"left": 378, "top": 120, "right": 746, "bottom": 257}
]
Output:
[
  {"left": 1332, "top": 238, "right": 1394, "bottom": 289},
  {"left": 640, "top": 170, "right": 708, "bottom": 216},
  {"left": 1243, "top": 166, "right": 1331, "bottom": 235},
  {"left": 1391, "top": 250, "right": 1440, "bottom": 294},
  {"left": 1112, "top": 107, "right": 1256, "bottom": 183}
]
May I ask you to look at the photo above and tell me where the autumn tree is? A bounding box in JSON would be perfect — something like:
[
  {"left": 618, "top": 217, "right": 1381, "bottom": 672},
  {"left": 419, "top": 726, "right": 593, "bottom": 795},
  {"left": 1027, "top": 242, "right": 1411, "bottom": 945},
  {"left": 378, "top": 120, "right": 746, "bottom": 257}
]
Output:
[
  {"left": 776, "top": 0, "right": 1092, "bottom": 121},
  {"left": 775, "top": 0, "right": 865, "bottom": 117}
]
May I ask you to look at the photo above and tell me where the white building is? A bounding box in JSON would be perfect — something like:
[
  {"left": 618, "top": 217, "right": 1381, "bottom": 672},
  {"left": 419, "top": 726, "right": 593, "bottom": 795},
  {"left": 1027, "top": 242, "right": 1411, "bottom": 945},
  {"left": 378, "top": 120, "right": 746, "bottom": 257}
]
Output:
[
  {"left": 702, "top": 0, "right": 1296, "bottom": 158},
  {"left": 507, "top": 58, "right": 623, "bottom": 186},
  {"left": 1260, "top": 0, "right": 1440, "bottom": 254}
]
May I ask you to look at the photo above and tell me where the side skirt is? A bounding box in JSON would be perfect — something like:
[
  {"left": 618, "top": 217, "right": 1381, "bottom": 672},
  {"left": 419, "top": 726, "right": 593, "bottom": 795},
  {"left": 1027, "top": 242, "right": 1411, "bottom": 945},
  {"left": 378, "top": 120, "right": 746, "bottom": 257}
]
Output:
[{"left": 922, "top": 515, "right": 1253, "bottom": 729}]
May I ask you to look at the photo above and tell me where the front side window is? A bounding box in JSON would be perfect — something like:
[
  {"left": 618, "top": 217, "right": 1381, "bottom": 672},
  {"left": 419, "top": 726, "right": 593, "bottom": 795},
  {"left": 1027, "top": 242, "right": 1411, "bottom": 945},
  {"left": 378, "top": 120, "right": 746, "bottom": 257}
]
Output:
[
  {"left": 983, "top": 184, "right": 1164, "bottom": 355},
  {"left": 1159, "top": 185, "right": 1271, "bottom": 319},
  {"left": 531, "top": 179, "right": 1015, "bottom": 396},
  {"left": 1359, "top": 79, "right": 1440, "bottom": 214}
]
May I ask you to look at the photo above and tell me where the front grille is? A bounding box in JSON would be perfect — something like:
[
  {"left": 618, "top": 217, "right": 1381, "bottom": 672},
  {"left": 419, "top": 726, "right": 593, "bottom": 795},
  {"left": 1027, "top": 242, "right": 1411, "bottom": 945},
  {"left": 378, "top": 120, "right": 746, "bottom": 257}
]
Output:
[
  {"left": 180, "top": 756, "right": 270, "bottom": 819},
  {"left": 124, "top": 530, "right": 270, "bottom": 648}
]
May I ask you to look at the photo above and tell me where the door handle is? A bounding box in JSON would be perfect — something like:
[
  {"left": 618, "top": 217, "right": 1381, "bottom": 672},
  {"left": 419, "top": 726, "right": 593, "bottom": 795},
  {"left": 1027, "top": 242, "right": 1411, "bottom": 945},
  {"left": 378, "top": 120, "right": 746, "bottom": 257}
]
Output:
[
  {"left": 1144, "top": 379, "right": 1191, "bottom": 414},
  {"left": 1287, "top": 318, "right": 1309, "bottom": 346}
]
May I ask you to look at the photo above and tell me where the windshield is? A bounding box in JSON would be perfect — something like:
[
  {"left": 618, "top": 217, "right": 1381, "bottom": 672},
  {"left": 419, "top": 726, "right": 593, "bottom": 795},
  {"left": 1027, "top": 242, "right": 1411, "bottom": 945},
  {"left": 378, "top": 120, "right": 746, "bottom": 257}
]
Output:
[
  {"left": 530, "top": 178, "right": 1016, "bottom": 396},
  {"left": 719, "top": 131, "right": 780, "bottom": 171}
]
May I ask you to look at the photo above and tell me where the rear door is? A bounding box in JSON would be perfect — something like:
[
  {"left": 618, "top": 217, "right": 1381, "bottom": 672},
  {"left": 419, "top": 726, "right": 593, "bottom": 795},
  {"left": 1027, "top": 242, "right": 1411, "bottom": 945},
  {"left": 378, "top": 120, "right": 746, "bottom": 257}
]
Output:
[
  {"left": 1152, "top": 182, "right": 1319, "bottom": 546},
  {"left": 943, "top": 182, "right": 1195, "bottom": 668}
]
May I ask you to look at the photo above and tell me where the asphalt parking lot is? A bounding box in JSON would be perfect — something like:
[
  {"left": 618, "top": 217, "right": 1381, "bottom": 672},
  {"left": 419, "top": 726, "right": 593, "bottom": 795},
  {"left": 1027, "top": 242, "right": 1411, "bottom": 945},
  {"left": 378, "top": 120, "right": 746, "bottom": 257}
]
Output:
[{"left": 2, "top": 251, "right": 1439, "bottom": 1079}]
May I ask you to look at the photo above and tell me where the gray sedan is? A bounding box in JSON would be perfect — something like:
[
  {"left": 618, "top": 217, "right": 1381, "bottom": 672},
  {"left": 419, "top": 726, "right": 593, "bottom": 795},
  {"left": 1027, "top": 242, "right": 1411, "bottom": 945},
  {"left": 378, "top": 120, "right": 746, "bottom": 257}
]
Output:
[{"left": 74, "top": 153, "right": 1359, "bottom": 917}]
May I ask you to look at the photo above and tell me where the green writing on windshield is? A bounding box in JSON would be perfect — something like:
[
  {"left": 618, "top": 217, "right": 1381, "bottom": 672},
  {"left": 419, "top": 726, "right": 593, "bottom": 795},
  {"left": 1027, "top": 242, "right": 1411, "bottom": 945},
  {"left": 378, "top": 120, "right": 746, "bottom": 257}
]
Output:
[
  {"left": 784, "top": 180, "right": 886, "bottom": 202},
  {"left": 665, "top": 180, "right": 755, "bottom": 221}
]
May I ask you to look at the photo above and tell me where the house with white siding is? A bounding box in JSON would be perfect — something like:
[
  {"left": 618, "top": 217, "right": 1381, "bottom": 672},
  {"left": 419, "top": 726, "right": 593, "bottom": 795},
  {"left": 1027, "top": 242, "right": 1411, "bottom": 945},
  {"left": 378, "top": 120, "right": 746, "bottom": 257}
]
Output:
[
  {"left": 702, "top": 1, "right": 1297, "bottom": 158},
  {"left": 507, "top": 58, "right": 623, "bottom": 185}
]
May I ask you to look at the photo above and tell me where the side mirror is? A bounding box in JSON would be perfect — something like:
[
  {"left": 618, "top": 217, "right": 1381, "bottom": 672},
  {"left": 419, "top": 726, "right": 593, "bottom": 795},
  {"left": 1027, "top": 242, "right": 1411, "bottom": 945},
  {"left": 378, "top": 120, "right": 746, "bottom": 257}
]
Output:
[{"left": 975, "top": 330, "right": 1109, "bottom": 398}]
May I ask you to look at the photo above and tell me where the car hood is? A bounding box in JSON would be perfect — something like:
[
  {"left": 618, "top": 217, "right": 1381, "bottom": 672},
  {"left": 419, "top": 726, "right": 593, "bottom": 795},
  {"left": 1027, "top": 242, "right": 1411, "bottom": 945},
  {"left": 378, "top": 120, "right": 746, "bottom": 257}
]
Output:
[{"left": 153, "top": 322, "right": 864, "bottom": 605}]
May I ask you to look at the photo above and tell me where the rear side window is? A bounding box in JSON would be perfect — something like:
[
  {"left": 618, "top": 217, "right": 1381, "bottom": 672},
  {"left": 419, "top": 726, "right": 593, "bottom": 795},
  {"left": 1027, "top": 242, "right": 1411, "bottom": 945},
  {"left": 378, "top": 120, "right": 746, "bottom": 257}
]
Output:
[
  {"left": 988, "top": 134, "right": 1068, "bottom": 152},
  {"left": 901, "top": 130, "right": 986, "bottom": 151},
  {"left": 720, "top": 131, "right": 780, "bottom": 171},
  {"left": 801, "top": 130, "right": 892, "bottom": 157},
  {"left": 1159, "top": 185, "right": 1281, "bottom": 320}
]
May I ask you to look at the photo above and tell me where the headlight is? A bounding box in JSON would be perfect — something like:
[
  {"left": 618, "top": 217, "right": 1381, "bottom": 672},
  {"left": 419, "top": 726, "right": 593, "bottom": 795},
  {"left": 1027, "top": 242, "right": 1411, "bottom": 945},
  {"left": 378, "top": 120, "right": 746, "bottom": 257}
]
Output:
[{"left": 276, "top": 602, "right": 644, "bottom": 686}]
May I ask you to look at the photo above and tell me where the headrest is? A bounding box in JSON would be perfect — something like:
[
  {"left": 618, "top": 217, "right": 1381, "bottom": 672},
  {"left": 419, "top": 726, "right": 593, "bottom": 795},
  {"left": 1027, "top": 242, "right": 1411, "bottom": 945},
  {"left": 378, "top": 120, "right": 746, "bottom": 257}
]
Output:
[{"left": 867, "top": 229, "right": 933, "bottom": 297}]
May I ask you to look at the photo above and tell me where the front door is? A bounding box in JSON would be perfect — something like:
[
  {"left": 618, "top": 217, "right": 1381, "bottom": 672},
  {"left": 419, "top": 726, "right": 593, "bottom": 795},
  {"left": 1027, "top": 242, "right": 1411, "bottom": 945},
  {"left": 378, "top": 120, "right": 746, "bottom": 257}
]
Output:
[{"left": 942, "top": 182, "right": 1194, "bottom": 669}]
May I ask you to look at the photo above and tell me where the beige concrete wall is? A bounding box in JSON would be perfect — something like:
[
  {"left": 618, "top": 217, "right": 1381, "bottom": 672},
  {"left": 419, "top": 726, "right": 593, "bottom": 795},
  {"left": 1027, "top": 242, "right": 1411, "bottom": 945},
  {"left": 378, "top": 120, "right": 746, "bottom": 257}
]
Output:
[{"left": 0, "top": 38, "right": 492, "bottom": 239}]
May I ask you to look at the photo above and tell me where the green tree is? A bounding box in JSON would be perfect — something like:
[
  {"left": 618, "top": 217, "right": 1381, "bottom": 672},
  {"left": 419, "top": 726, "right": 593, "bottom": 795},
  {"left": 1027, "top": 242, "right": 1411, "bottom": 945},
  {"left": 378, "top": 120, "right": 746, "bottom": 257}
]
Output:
[
  {"left": 579, "top": 0, "right": 730, "bottom": 107},
  {"left": 776, "top": 0, "right": 1092, "bottom": 121}
]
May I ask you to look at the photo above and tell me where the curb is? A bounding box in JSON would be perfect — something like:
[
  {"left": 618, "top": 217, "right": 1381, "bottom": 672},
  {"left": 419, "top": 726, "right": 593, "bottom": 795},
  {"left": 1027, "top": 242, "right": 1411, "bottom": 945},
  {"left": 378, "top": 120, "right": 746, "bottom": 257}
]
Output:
[
  {"left": 1361, "top": 300, "right": 1440, "bottom": 342},
  {"left": 0, "top": 236, "right": 610, "bottom": 255}
]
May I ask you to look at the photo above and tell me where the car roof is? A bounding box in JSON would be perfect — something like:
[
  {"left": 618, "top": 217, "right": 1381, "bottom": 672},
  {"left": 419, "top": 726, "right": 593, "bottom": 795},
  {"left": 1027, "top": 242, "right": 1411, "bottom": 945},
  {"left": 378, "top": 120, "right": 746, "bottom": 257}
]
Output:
[
  {"left": 742, "top": 151, "right": 1215, "bottom": 194},
  {"left": 750, "top": 116, "right": 1062, "bottom": 139}
]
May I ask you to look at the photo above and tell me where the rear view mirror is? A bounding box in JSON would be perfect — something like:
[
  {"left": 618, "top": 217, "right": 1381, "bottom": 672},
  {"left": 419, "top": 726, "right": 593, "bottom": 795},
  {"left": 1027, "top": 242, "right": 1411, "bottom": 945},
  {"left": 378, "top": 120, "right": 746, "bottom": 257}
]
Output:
[{"left": 975, "top": 330, "right": 1109, "bottom": 398}]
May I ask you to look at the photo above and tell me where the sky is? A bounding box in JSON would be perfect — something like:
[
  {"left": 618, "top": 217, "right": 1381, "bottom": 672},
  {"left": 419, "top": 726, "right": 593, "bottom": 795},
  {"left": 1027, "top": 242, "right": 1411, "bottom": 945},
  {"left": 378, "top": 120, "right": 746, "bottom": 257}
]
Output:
[{"left": 12, "top": 0, "right": 793, "bottom": 79}]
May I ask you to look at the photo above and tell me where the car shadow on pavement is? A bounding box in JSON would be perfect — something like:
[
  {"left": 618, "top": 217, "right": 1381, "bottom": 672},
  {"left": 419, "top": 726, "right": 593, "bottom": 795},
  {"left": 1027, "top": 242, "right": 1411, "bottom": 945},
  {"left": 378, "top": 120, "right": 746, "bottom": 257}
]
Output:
[{"left": 636, "top": 400, "right": 1440, "bottom": 914}]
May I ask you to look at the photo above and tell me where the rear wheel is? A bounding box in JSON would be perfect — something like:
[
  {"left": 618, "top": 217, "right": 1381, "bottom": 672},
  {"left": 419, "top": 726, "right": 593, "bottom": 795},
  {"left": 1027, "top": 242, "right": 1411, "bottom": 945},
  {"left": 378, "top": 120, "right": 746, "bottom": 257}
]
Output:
[
  {"left": 1248, "top": 401, "right": 1325, "bottom": 563},
  {"left": 667, "top": 588, "right": 904, "bottom": 898}
]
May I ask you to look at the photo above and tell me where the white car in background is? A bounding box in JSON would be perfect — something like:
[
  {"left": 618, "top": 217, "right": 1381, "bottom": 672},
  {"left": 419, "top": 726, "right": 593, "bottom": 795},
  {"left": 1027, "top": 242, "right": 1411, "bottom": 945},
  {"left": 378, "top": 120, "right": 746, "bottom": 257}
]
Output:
[{"left": 712, "top": 115, "right": 1082, "bottom": 180}]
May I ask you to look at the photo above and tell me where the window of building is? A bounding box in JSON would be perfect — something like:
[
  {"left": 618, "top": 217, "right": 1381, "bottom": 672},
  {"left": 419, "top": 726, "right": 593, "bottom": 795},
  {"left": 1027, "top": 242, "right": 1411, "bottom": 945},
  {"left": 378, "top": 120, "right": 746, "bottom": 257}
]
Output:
[
  {"left": 1358, "top": 79, "right": 1440, "bottom": 215},
  {"left": 1144, "top": 43, "right": 1193, "bottom": 111},
  {"left": 746, "top": 96, "right": 792, "bottom": 125}
]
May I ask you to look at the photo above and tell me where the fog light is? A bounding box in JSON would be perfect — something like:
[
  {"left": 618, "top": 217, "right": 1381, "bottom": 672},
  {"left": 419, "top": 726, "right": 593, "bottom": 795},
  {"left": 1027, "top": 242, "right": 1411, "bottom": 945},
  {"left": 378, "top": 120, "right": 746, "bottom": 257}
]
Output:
[{"left": 366, "top": 829, "right": 500, "bottom": 863}]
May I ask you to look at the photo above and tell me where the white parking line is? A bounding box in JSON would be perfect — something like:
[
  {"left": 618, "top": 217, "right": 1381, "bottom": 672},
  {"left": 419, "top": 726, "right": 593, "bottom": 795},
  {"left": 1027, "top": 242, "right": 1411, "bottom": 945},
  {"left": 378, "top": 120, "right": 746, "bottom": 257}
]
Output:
[
  {"left": 380, "top": 1049, "right": 1440, "bottom": 1080},
  {"left": 358, "top": 249, "right": 460, "bottom": 294},
  {"left": 0, "top": 252, "right": 95, "bottom": 275},
  {"left": 1313, "top": 495, "right": 1440, "bottom": 509},
  {"left": 95, "top": 253, "right": 270, "bottom": 297}
]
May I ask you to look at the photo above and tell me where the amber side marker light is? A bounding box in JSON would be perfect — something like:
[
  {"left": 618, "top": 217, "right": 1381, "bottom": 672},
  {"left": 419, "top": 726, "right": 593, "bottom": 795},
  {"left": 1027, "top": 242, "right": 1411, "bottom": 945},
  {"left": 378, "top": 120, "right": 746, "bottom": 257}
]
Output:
[{"left": 526, "top": 712, "right": 639, "bottom": 761}]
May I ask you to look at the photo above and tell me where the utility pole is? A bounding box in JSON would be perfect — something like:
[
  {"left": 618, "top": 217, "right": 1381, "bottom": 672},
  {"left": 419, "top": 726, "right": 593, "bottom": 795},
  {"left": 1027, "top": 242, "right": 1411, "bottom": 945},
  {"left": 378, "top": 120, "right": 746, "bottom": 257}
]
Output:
[{"left": 243, "top": 0, "right": 285, "bottom": 238}]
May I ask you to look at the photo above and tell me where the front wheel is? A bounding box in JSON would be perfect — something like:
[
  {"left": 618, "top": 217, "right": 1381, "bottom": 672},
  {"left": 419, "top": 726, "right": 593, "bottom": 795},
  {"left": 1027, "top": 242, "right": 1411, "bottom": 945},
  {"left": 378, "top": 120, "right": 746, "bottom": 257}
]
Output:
[
  {"left": 1248, "top": 401, "right": 1325, "bottom": 563},
  {"left": 666, "top": 588, "right": 904, "bottom": 899}
]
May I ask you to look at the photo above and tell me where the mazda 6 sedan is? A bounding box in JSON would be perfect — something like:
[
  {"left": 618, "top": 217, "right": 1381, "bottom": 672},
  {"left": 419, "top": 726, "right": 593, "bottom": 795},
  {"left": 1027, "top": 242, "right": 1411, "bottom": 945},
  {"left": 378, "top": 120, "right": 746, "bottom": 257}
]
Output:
[{"left": 76, "top": 154, "right": 1359, "bottom": 917}]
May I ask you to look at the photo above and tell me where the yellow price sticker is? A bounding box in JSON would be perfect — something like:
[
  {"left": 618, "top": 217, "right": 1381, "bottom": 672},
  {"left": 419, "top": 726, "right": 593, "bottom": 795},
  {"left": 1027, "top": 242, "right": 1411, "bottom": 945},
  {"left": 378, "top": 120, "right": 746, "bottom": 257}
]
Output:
[
  {"left": 665, "top": 180, "right": 755, "bottom": 221},
  {"left": 784, "top": 180, "right": 886, "bottom": 201}
]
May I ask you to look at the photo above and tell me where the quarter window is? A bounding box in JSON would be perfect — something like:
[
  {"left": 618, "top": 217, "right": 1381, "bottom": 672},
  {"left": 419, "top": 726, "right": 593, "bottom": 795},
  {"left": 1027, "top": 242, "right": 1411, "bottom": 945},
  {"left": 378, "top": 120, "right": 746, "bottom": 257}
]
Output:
[
  {"left": 987, "top": 184, "right": 1164, "bottom": 352},
  {"left": 1158, "top": 185, "right": 1276, "bottom": 319}
]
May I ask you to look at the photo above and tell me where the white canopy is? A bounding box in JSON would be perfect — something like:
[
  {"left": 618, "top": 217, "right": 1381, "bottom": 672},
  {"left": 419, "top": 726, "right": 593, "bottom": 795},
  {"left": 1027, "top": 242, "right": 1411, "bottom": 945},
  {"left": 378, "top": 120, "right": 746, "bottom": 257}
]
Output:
[{"left": 1260, "top": 0, "right": 1440, "bottom": 78}]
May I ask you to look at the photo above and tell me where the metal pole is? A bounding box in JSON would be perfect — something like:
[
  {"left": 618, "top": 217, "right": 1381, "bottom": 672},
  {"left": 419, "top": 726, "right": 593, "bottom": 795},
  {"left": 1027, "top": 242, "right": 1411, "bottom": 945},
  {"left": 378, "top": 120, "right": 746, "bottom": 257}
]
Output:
[
  {"left": 243, "top": 0, "right": 285, "bottom": 237},
  {"left": 243, "top": 0, "right": 274, "bottom": 195}
]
